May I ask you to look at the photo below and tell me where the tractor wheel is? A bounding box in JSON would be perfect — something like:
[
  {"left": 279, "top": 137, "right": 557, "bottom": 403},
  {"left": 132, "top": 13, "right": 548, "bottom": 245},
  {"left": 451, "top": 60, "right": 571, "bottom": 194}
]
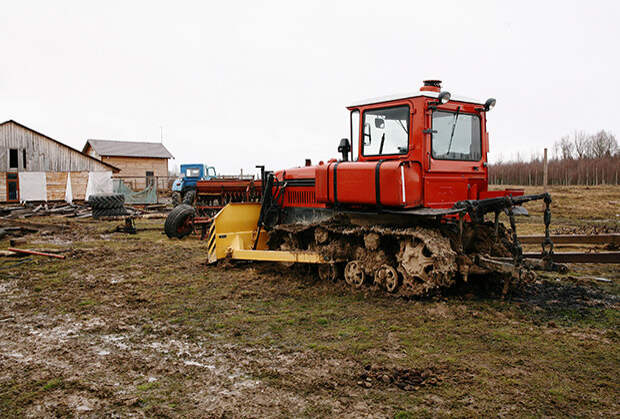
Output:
[
  {"left": 164, "top": 204, "right": 195, "bottom": 239},
  {"left": 88, "top": 193, "right": 125, "bottom": 209},
  {"left": 183, "top": 190, "right": 197, "bottom": 205},
  {"left": 92, "top": 206, "right": 129, "bottom": 219},
  {"left": 171, "top": 192, "right": 181, "bottom": 207}
]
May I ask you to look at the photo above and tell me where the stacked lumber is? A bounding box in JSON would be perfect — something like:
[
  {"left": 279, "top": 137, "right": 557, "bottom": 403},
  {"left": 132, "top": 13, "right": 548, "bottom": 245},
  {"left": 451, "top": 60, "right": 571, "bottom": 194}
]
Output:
[
  {"left": 0, "top": 202, "right": 170, "bottom": 220},
  {"left": 0, "top": 202, "right": 91, "bottom": 219}
]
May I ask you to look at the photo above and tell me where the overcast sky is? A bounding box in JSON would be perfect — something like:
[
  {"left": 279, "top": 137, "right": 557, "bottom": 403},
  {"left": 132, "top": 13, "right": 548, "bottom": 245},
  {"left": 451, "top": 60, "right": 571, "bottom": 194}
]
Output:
[{"left": 1, "top": 0, "right": 618, "bottom": 176}]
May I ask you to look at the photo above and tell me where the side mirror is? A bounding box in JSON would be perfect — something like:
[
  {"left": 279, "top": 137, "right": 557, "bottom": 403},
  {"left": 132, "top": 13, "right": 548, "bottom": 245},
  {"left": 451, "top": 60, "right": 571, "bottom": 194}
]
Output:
[
  {"left": 338, "top": 138, "right": 351, "bottom": 161},
  {"left": 374, "top": 118, "right": 385, "bottom": 129}
]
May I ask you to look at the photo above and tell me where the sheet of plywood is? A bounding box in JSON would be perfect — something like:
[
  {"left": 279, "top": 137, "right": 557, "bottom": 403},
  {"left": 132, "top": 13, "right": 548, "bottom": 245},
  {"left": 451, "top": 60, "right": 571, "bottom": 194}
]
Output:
[
  {"left": 70, "top": 171, "right": 89, "bottom": 201},
  {"left": 18, "top": 172, "right": 47, "bottom": 201},
  {"left": 46, "top": 172, "right": 68, "bottom": 201}
]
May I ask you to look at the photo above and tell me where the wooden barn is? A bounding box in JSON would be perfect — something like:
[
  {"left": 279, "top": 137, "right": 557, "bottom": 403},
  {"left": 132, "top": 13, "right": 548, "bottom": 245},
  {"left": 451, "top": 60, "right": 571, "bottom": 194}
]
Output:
[
  {"left": 0, "top": 120, "right": 119, "bottom": 203},
  {"left": 83, "top": 139, "right": 173, "bottom": 190}
]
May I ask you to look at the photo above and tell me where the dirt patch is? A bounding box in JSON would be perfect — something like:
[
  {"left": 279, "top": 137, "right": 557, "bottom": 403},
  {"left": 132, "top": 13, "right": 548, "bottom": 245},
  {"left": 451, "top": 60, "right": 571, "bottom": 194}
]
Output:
[
  {"left": 359, "top": 364, "right": 444, "bottom": 391},
  {"left": 1, "top": 207, "right": 618, "bottom": 417},
  {"left": 514, "top": 278, "right": 619, "bottom": 310}
]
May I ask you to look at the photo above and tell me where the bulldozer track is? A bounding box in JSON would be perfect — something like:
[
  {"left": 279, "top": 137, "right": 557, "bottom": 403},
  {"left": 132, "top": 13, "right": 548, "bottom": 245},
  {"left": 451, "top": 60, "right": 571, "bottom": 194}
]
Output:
[{"left": 269, "top": 220, "right": 520, "bottom": 297}]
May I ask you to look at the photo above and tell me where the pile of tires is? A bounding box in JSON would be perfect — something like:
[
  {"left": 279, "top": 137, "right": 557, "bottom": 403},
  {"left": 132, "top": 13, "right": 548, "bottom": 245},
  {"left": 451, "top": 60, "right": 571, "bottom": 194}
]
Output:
[
  {"left": 164, "top": 204, "right": 195, "bottom": 238},
  {"left": 88, "top": 193, "right": 129, "bottom": 218}
]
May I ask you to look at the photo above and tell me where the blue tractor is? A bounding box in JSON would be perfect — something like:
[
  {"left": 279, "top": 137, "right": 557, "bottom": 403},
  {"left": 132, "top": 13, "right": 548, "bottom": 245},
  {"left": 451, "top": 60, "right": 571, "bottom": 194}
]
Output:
[{"left": 171, "top": 164, "right": 217, "bottom": 206}]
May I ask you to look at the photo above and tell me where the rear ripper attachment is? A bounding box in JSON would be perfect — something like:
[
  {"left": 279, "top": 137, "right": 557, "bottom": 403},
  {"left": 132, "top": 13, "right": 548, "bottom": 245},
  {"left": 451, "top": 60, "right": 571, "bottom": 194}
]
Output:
[{"left": 205, "top": 80, "right": 557, "bottom": 296}]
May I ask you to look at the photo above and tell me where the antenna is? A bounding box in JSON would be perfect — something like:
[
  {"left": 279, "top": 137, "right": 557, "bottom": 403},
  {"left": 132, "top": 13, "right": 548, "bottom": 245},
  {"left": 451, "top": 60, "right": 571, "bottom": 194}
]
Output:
[{"left": 160, "top": 126, "right": 163, "bottom": 143}]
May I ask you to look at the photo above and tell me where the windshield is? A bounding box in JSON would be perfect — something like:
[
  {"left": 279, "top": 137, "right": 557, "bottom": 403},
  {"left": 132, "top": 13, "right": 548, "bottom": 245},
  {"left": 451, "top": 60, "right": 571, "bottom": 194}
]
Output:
[
  {"left": 185, "top": 168, "right": 201, "bottom": 177},
  {"left": 432, "top": 110, "right": 481, "bottom": 161},
  {"left": 362, "top": 105, "right": 409, "bottom": 156}
]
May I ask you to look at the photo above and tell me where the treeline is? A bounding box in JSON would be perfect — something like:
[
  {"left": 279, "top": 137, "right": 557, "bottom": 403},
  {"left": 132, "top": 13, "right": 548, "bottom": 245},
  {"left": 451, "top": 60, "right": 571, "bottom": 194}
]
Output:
[{"left": 489, "top": 130, "right": 619, "bottom": 185}]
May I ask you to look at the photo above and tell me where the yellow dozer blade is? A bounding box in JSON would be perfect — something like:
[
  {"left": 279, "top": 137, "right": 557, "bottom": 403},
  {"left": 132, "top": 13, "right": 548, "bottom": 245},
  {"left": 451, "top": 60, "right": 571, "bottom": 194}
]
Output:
[{"left": 207, "top": 203, "right": 323, "bottom": 264}]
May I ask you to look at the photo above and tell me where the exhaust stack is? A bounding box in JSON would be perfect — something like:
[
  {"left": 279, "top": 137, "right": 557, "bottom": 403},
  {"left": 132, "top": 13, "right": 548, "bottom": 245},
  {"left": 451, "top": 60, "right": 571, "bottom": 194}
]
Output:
[{"left": 420, "top": 80, "right": 441, "bottom": 92}]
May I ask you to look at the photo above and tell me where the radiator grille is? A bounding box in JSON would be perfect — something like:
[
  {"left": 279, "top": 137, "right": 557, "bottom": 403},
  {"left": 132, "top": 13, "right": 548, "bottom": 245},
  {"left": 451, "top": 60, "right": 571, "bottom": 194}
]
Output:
[{"left": 286, "top": 190, "right": 316, "bottom": 205}]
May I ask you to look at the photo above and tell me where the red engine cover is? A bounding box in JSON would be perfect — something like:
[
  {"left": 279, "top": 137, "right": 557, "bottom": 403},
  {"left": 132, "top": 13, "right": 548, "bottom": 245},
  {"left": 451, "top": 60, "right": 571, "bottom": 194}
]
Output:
[{"left": 315, "top": 160, "right": 423, "bottom": 208}]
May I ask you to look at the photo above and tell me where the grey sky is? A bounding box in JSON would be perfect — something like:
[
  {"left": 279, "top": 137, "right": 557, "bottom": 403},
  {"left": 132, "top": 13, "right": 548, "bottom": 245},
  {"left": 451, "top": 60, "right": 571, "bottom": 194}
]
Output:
[{"left": 1, "top": 0, "right": 618, "bottom": 176}]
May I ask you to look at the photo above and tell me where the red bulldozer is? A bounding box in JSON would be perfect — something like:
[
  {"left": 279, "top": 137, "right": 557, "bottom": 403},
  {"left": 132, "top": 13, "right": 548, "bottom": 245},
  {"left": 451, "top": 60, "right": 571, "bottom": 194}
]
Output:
[{"left": 205, "top": 80, "right": 555, "bottom": 296}]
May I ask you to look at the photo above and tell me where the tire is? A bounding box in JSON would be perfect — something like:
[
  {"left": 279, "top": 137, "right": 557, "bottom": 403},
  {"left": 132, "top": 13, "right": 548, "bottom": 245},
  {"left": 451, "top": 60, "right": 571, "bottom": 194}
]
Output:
[
  {"left": 171, "top": 191, "right": 181, "bottom": 207},
  {"left": 92, "top": 206, "right": 129, "bottom": 218},
  {"left": 89, "top": 193, "right": 125, "bottom": 209},
  {"left": 164, "top": 204, "right": 195, "bottom": 239},
  {"left": 183, "top": 190, "right": 196, "bottom": 205}
]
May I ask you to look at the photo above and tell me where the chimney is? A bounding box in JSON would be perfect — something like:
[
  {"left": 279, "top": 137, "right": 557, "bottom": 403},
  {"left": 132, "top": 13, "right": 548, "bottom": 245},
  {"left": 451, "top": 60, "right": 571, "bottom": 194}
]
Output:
[{"left": 420, "top": 80, "right": 441, "bottom": 92}]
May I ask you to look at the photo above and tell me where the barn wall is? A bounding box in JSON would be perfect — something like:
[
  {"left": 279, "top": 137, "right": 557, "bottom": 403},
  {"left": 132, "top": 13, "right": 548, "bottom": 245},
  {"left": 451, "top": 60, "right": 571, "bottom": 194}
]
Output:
[
  {"left": 0, "top": 171, "right": 98, "bottom": 202},
  {"left": 70, "top": 171, "right": 89, "bottom": 200},
  {"left": 45, "top": 172, "right": 68, "bottom": 201},
  {"left": 103, "top": 156, "right": 168, "bottom": 177},
  {"left": 104, "top": 156, "right": 168, "bottom": 190},
  {"left": 0, "top": 122, "right": 112, "bottom": 172}
]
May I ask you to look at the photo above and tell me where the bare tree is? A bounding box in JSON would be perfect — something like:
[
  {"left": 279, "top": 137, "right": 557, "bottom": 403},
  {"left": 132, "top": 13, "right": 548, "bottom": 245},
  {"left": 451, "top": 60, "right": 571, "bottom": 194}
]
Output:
[
  {"left": 554, "top": 135, "right": 574, "bottom": 160},
  {"left": 590, "top": 130, "right": 618, "bottom": 158},
  {"left": 572, "top": 130, "right": 590, "bottom": 159}
]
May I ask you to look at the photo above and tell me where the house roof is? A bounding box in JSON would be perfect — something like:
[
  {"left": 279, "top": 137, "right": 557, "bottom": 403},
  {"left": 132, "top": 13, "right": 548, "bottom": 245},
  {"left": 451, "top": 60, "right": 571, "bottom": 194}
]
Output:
[
  {"left": 84, "top": 139, "right": 174, "bottom": 159},
  {"left": 0, "top": 120, "right": 120, "bottom": 173}
]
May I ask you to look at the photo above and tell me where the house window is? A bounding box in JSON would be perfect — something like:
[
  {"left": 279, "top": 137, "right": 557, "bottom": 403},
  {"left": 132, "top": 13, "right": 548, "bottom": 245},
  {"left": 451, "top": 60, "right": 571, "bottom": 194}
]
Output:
[
  {"left": 9, "top": 149, "right": 18, "bottom": 169},
  {"left": 22, "top": 149, "right": 27, "bottom": 169}
]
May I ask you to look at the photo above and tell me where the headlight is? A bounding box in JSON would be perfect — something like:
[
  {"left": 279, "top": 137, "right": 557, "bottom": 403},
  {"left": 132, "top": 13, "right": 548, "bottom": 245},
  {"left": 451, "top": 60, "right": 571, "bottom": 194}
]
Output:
[
  {"left": 438, "top": 91, "right": 451, "bottom": 104},
  {"left": 484, "top": 98, "right": 496, "bottom": 111}
]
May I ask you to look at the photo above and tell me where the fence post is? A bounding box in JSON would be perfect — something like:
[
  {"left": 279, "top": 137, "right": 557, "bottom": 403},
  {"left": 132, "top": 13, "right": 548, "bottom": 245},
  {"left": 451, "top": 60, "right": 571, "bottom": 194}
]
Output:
[{"left": 543, "top": 148, "right": 548, "bottom": 192}]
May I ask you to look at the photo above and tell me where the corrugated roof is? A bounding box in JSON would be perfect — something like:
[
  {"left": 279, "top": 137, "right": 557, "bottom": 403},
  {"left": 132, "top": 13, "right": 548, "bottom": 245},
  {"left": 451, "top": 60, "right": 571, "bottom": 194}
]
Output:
[
  {"left": 84, "top": 139, "right": 174, "bottom": 159},
  {"left": 0, "top": 120, "right": 120, "bottom": 172}
]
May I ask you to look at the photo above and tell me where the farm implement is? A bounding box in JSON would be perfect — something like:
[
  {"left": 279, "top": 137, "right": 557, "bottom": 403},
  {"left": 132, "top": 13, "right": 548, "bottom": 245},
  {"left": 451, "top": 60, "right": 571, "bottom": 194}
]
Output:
[{"left": 165, "top": 175, "right": 262, "bottom": 239}]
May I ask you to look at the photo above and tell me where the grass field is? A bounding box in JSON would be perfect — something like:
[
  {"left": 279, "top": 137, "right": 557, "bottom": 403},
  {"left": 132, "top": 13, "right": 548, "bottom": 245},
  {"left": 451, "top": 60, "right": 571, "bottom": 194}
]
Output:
[{"left": 0, "top": 185, "right": 618, "bottom": 417}]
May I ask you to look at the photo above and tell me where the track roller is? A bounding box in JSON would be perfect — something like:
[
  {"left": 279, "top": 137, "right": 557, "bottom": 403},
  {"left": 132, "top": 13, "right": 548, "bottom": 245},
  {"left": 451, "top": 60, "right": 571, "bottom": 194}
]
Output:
[
  {"left": 344, "top": 260, "right": 365, "bottom": 288},
  {"left": 374, "top": 265, "right": 399, "bottom": 293}
]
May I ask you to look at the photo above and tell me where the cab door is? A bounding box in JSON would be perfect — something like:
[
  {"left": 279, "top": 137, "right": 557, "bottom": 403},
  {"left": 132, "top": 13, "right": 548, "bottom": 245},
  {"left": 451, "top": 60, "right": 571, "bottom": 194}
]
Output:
[{"left": 423, "top": 102, "right": 487, "bottom": 207}]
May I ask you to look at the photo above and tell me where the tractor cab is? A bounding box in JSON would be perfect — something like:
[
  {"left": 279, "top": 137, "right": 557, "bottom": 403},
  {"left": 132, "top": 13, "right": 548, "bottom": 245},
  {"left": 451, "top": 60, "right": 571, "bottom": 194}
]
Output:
[
  {"left": 336, "top": 80, "right": 504, "bottom": 208},
  {"left": 173, "top": 164, "right": 217, "bottom": 192}
]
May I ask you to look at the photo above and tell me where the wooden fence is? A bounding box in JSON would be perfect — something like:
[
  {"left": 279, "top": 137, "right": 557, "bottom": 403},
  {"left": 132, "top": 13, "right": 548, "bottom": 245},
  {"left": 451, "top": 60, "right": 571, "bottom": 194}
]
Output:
[{"left": 112, "top": 175, "right": 177, "bottom": 192}]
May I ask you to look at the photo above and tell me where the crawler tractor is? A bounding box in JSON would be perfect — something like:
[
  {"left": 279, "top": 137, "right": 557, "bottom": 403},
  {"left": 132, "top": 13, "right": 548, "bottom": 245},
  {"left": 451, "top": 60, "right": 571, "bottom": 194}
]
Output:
[{"left": 207, "top": 80, "right": 555, "bottom": 296}]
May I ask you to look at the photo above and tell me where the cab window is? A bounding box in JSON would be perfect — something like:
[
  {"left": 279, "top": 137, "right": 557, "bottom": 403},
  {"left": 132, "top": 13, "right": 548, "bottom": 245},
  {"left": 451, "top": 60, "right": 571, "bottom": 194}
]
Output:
[
  {"left": 362, "top": 105, "right": 409, "bottom": 156},
  {"left": 185, "top": 168, "right": 201, "bottom": 177},
  {"left": 432, "top": 110, "right": 481, "bottom": 161}
]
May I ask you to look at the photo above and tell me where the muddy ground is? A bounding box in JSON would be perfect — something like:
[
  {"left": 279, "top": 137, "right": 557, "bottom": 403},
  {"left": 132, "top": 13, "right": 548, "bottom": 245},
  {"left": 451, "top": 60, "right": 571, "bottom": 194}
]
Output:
[{"left": 0, "top": 185, "right": 619, "bottom": 417}]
